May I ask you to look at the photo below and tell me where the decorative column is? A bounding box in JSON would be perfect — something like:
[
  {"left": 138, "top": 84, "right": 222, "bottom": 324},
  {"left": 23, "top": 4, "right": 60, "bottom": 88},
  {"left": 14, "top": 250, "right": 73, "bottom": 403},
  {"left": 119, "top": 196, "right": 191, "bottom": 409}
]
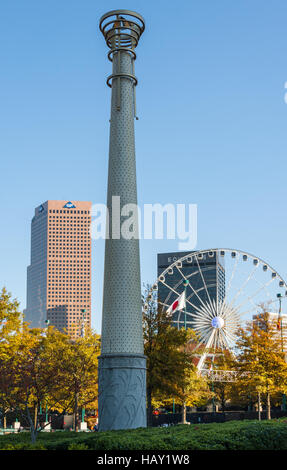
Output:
[{"left": 98, "top": 10, "right": 146, "bottom": 431}]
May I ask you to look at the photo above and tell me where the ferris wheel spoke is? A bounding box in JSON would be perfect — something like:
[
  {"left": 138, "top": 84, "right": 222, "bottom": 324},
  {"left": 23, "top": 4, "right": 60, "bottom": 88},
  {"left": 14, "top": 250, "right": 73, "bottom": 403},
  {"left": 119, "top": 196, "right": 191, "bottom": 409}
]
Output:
[
  {"left": 158, "top": 300, "right": 170, "bottom": 309},
  {"left": 235, "top": 276, "right": 276, "bottom": 312},
  {"left": 252, "top": 274, "right": 273, "bottom": 302},
  {"left": 191, "top": 316, "right": 212, "bottom": 327},
  {"left": 160, "top": 279, "right": 200, "bottom": 312},
  {"left": 220, "top": 303, "right": 235, "bottom": 318},
  {"left": 193, "top": 310, "right": 215, "bottom": 327},
  {"left": 228, "top": 264, "right": 260, "bottom": 309},
  {"left": 220, "top": 330, "right": 232, "bottom": 348},
  {"left": 187, "top": 292, "right": 215, "bottom": 319},
  {"left": 194, "top": 325, "right": 213, "bottom": 341},
  {"left": 193, "top": 302, "right": 215, "bottom": 319},
  {"left": 176, "top": 265, "right": 216, "bottom": 315},
  {"left": 223, "top": 326, "right": 237, "bottom": 341},
  {"left": 194, "top": 254, "right": 214, "bottom": 311},
  {"left": 219, "top": 332, "right": 227, "bottom": 348},
  {"left": 225, "top": 252, "right": 240, "bottom": 298}
]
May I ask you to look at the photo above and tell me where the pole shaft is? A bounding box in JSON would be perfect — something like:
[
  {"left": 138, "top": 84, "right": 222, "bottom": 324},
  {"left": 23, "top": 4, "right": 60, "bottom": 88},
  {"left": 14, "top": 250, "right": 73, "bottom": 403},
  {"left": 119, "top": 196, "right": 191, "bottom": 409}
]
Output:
[{"left": 98, "top": 11, "right": 146, "bottom": 431}]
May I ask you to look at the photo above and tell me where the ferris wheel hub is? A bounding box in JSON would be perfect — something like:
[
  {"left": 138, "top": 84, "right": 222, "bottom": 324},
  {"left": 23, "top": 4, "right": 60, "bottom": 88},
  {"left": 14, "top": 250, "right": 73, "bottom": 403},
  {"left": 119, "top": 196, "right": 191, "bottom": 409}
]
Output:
[{"left": 211, "top": 316, "right": 225, "bottom": 329}]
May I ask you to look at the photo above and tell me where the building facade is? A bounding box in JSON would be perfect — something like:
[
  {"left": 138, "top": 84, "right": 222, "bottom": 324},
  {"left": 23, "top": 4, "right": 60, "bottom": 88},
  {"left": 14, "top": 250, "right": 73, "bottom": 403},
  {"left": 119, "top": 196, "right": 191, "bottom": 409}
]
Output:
[
  {"left": 25, "top": 200, "right": 92, "bottom": 336},
  {"left": 252, "top": 312, "right": 287, "bottom": 352},
  {"left": 157, "top": 251, "right": 225, "bottom": 329}
]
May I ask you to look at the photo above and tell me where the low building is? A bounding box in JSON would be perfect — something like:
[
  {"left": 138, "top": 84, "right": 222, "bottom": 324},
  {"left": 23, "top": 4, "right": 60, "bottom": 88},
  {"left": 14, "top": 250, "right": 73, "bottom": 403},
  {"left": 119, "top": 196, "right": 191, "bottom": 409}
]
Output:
[{"left": 252, "top": 312, "right": 287, "bottom": 351}]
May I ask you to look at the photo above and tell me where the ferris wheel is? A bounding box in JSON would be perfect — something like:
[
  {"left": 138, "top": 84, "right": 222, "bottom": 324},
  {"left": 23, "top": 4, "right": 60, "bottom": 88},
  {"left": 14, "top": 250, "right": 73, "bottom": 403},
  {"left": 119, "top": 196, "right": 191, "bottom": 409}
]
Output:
[{"left": 145, "top": 248, "right": 287, "bottom": 372}]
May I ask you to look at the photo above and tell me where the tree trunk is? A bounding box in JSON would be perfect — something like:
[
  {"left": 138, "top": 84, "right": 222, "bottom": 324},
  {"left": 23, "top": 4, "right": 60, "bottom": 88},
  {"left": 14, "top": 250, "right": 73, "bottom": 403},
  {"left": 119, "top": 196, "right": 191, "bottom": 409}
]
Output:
[
  {"left": 26, "top": 405, "right": 37, "bottom": 444},
  {"left": 258, "top": 392, "right": 261, "bottom": 421},
  {"left": 221, "top": 390, "right": 225, "bottom": 412},
  {"left": 31, "top": 426, "right": 37, "bottom": 444},
  {"left": 146, "top": 387, "right": 153, "bottom": 427},
  {"left": 34, "top": 405, "right": 38, "bottom": 430},
  {"left": 182, "top": 402, "right": 187, "bottom": 424},
  {"left": 74, "top": 390, "right": 79, "bottom": 431},
  {"left": 266, "top": 391, "right": 271, "bottom": 420}
]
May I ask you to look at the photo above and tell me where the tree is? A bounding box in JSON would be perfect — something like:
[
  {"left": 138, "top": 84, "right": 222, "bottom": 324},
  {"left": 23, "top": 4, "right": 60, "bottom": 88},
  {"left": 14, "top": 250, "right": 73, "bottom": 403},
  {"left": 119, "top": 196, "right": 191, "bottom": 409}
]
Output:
[
  {"left": 211, "top": 350, "right": 235, "bottom": 412},
  {"left": 173, "top": 367, "right": 211, "bottom": 423},
  {"left": 0, "top": 288, "right": 101, "bottom": 442},
  {"left": 0, "top": 323, "right": 73, "bottom": 442},
  {"left": 50, "top": 329, "right": 101, "bottom": 431},
  {"left": 0, "top": 287, "right": 22, "bottom": 339},
  {"left": 174, "top": 332, "right": 211, "bottom": 423},
  {"left": 234, "top": 311, "right": 287, "bottom": 420},
  {"left": 143, "top": 284, "right": 191, "bottom": 426},
  {"left": 0, "top": 287, "right": 24, "bottom": 428}
]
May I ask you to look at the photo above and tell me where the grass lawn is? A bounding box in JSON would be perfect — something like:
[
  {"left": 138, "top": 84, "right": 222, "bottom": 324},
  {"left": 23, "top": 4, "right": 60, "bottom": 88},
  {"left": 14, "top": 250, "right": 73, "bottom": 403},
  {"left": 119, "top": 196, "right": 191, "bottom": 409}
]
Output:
[{"left": 0, "top": 419, "right": 287, "bottom": 450}]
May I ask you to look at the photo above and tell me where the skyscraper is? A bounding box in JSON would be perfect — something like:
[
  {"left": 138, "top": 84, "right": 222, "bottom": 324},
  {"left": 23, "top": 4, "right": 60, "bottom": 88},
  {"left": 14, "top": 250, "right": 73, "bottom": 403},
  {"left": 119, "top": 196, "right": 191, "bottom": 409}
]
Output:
[
  {"left": 25, "top": 200, "right": 92, "bottom": 336},
  {"left": 157, "top": 251, "right": 225, "bottom": 328}
]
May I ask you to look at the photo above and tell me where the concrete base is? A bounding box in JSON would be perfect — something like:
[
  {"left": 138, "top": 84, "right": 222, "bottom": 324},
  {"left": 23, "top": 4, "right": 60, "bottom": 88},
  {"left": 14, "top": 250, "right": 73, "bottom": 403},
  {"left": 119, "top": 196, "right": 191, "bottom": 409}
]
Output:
[
  {"left": 79, "top": 422, "right": 87, "bottom": 431},
  {"left": 98, "top": 353, "right": 146, "bottom": 431},
  {"left": 63, "top": 415, "right": 73, "bottom": 430},
  {"left": 207, "top": 404, "right": 219, "bottom": 412},
  {"left": 42, "top": 422, "right": 51, "bottom": 432}
]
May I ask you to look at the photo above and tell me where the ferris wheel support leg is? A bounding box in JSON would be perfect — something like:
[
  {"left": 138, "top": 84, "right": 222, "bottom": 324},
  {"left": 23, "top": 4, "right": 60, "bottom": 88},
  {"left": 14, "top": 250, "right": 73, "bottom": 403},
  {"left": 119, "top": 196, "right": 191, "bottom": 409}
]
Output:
[
  {"left": 197, "top": 332, "right": 215, "bottom": 372},
  {"left": 197, "top": 353, "right": 207, "bottom": 372}
]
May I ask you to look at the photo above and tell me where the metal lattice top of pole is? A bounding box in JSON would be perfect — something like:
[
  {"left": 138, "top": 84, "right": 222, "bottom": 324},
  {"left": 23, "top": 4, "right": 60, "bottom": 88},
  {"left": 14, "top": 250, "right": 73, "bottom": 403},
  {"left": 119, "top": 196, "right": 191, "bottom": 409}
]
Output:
[
  {"left": 99, "top": 10, "right": 145, "bottom": 116},
  {"left": 99, "top": 10, "right": 145, "bottom": 57}
]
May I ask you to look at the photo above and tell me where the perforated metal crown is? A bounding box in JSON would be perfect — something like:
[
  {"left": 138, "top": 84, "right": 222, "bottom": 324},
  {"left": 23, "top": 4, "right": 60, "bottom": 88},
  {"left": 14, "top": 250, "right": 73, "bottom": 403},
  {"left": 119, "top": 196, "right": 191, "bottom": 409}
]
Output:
[{"left": 99, "top": 10, "right": 145, "bottom": 51}]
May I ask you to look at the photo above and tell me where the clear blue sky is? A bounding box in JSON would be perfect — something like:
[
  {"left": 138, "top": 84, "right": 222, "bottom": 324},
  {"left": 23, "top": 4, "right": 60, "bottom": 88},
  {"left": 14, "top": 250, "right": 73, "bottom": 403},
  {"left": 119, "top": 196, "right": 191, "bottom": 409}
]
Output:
[{"left": 1, "top": 0, "right": 287, "bottom": 333}]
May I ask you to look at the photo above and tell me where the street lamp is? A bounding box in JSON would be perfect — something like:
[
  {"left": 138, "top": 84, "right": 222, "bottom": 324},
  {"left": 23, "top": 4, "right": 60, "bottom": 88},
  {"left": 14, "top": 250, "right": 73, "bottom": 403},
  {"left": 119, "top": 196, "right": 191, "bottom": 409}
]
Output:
[
  {"left": 183, "top": 279, "right": 189, "bottom": 330},
  {"left": 80, "top": 309, "right": 86, "bottom": 338},
  {"left": 277, "top": 293, "right": 284, "bottom": 348},
  {"left": 277, "top": 293, "right": 286, "bottom": 411},
  {"left": 44, "top": 319, "right": 50, "bottom": 338},
  {"left": 45, "top": 404, "right": 48, "bottom": 423}
]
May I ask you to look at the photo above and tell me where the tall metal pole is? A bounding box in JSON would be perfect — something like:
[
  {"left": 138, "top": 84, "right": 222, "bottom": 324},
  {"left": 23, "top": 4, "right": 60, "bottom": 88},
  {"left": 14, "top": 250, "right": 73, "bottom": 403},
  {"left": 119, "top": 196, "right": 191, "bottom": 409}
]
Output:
[
  {"left": 183, "top": 280, "right": 189, "bottom": 330},
  {"left": 211, "top": 356, "right": 216, "bottom": 413},
  {"left": 80, "top": 308, "right": 86, "bottom": 338},
  {"left": 277, "top": 294, "right": 286, "bottom": 411},
  {"left": 98, "top": 10, "right": 146, "bottom": 431}
]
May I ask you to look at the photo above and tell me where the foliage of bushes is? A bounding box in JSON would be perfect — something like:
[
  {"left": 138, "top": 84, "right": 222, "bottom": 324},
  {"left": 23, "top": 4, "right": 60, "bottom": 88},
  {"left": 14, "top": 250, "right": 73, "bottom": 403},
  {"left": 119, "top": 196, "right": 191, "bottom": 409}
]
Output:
[{"left": 1, "top": 419, "right": 287, "bottom": 450}]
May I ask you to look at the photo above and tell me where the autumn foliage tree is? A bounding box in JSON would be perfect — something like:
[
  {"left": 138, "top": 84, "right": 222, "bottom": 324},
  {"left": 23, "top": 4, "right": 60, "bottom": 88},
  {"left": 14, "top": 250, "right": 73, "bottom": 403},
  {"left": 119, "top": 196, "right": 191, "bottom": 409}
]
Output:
[
  {"left": 0, "top": 287, "right": 101, "bottom": 442},
  {"left": 48, "top": 329, "right": 101, "bottom": 430},
  {"left": 173, "top": 332, "right": 211, "bottom": 423},
  {"left": 143, "top": 285, "right": 211, "bottom": 425},
  {"left": 233, "top": 311, "right": 287, "bottom": 420},
  {"left": 143, "top": 284, "right": 192, "bottom": 426},
  {"left": 0, "top": 287, "right": 24, "bottom": 427},
  {"left": 211, "top": 350, "right": 235, "bottom": 412}
]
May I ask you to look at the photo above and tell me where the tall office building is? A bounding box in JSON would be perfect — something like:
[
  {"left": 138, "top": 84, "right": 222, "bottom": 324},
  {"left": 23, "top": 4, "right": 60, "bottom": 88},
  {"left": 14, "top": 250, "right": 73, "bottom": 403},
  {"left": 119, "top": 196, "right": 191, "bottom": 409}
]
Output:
[
  {"left": 25, "top": 200, "right": 92, "bottom": 336},
  {"left": 157, "top": 251, "right": 225, "bottom": 329}
]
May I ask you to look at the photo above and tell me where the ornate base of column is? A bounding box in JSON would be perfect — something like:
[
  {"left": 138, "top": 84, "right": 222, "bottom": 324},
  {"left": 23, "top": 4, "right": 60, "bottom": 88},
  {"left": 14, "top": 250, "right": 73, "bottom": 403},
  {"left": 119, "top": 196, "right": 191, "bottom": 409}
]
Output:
[{"left": 98, "top": 353, "right": 146, "bottom": 431}]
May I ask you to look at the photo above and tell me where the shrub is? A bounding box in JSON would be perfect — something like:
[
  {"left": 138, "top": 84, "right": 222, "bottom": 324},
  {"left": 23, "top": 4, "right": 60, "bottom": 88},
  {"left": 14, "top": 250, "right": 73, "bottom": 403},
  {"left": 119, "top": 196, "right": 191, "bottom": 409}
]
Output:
[
  {"left": 68, "top": 442, "right": 89, "bottom": 450},
  {"left": 1, "top": 419, "right": 287, "bottom": 450}
]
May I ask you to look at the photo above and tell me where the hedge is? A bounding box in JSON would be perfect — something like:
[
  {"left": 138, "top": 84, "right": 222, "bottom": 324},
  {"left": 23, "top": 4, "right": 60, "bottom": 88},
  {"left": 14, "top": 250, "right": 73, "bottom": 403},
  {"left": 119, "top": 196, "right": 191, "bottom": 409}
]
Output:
[{"left": 0, "top": 419, "right": 287, "bottom": 450}]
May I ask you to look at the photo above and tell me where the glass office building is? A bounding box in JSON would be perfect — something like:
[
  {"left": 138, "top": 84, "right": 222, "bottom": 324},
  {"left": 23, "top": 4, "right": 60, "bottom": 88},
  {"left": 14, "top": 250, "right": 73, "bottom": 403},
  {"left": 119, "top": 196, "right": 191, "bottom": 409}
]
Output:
[
  {"left": 157, "top": 251, "right": 225, "bottom": 329},
  {"left": 24, "top": 200, "right": 92, "bottom": 336}
]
